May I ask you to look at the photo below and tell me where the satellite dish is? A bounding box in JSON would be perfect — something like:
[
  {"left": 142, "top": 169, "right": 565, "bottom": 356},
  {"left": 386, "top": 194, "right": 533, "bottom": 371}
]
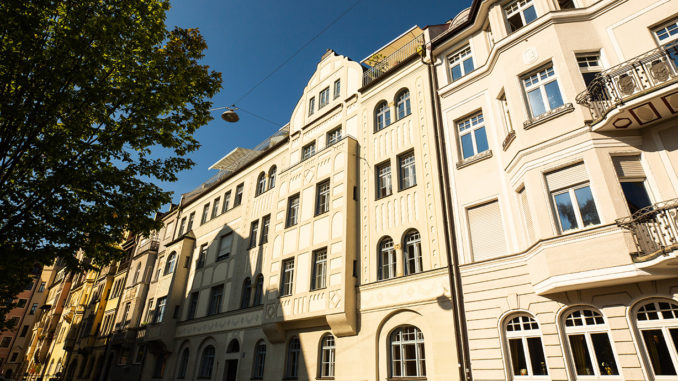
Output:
[{"left": 221, "top": 110, "right": 240, "bottom": 123}]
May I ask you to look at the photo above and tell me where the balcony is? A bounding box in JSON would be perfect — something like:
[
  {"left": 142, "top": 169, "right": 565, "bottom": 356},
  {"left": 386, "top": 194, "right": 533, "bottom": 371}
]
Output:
[
  {"left": 616, "top": 198, "right": 678, "bottom": 262},
  {"left": 576, "top": 42, "right": 678, "bottom": 131},
  {"left": 362, "top": 33, "right": 425, "bottom": 88}
]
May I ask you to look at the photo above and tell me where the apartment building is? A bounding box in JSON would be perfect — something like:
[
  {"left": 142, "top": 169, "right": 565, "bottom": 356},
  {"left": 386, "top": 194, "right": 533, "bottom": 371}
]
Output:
[{"left": 431, "top": 0, "right": 678, "bottom": 380}]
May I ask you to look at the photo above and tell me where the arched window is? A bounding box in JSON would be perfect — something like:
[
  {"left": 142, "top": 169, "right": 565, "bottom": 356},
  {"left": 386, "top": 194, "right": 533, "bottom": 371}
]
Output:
[
  {"left": 268, "top": 166, "right": 277, "bottom": 190},
  {"left": 635, "top": 300, "right": 678, "bottom": 376},
  {"left": 390, "top": 325, "right": 426, "bottom": 377},
  {"left": 240, "top": 278, "right": 252, "bottom": 309},
  {"left": 132, "top": 263, "right": 141, "bottom": 284},
  {"left": 164, "top": 252, "right": 176, "bottom": 275},
  {"left": 177, "top": 348, "right": 189, "bottom": 379},
  {"left": 285, "top": 337, "right": 301, "bottom": 378},
  {"left": 375, "top": 101, "right": 391, "bottom": 131},
  {"left": 256, "top": 172, "right": 266, "bottom": 196},
  {"left": 252, "top": 340, "right": 266, "bottom": 379},
  {"left": 403, "top": 230, "right": 422, "bottom": 275},
  {"left": 504, "top": 315, "right": 548, "bottom": 377},
  {"left": 378, "top": 237, "right": 396, "bottom": 280},
  {"left": 198, "top": 345, "right": 215, "bottom": 378},
  {"left": 253, "top": 274, "right": 264, "bottom": 306},
  {"left": 319, "top": 334, "right": 336, "bottom": 378},
  {"left": 395, "top": 90, "right": 411, "bottom": 120},
  {"left": 563, "top": 309, "right": 619, "bottom": 376},
  {"left": 227, "top": 339, "right": 240, "bottom": 353}
]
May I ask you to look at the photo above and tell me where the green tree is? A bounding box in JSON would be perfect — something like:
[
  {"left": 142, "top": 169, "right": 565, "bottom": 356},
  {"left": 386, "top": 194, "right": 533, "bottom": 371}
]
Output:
[{"left": 0, "top": 0, "right": 222, "bottom": 328}]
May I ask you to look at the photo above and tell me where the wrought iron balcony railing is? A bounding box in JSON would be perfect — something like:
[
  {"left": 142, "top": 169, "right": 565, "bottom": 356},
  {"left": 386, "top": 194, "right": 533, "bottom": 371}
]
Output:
[
  {"left": 616, "top": 198, "right": 678, "bottom": 260},
  {"left": 575, "top": 42, "right": 678, "bottom": 121},
  {"left": 362, "top": 34, "right": 425, "bottom": 87}
]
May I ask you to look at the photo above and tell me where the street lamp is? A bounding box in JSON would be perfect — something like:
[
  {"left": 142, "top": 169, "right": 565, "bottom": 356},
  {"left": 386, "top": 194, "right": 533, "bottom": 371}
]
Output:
[{"left": 209, "top": 105, "right": 240, "bottom": 123}]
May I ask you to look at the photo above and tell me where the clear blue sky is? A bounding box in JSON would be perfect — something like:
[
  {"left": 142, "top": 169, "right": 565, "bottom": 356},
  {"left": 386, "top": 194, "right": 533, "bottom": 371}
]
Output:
[{"left": 162, "top": 0, "right": 467, "bottom": 204}]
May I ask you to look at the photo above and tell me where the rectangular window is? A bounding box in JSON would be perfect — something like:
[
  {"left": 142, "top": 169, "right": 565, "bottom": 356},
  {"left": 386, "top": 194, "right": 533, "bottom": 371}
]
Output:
[
  {"left": 29, "top": 303, "right": 38, "bottom": 315},
  {"left": 558, "top": 0, "right": 576, "bottom": 9},
  {"left": 576, "top": 53, "right": 603, "bottom": 87},
  {"left": 499, "top": 92, "right": 514, "bottom": 135},
  {"left": 467, "top": 201, "right": 508, "bottom": 261},
  {"left": 187, "top": 212, "right": 195, "bottom": 232},
  {"left": 311, "top": 249, "right": 327, "bottom": 290},
  {"left": 280, "top": 259, "right": 295, "bottom": 296},
  {"left": 211, "top": 197, "right": 220, "bottom": 219},
  {"left": 0, "top": 337, "right": 10, "bottom": 347},
  {"left": 612, "top": 156, "right": 652, "bottom": 214},
  {"left": 457, "top": 112, "right": 489, "bottom": 159},
  {"left": 286, "top": 194, "right": 300, "bottom": 227},
  {"left": 145, "top": 299, "right": 154, "bottom": 323},
  {"left": 316, "top": 180, "right": 331, "bottom": 215},
  {"left": 302, "top": 142, "right": 316, "bottom": 161},
  {"left": 208, "top": 285, "right": 223, "bottom": 315},
  {"left": 178, "top": 217, "right": 186, "bottom": 236},
  {"left": 504, "top": 0, "right": 537, "bottom": 33},
  {"left": 376, "top": 162, "right": 392, "bottom": 199},
  {"left": 522, "top": 65, "right": 564, "bottom": 118},
  {"left": 398, "top": 151, "right": 416, "bottom": 190},
  {"left": 249, "top": 220, "right": 259, "bottom": 249},
  {"left": 19, "top": 325, "right": 28, "bottom": 337},
  {"left": 154, "top": 297, "right": 167, "bottom": 323},
  {"left": 187, "top": 292, "right": 199, "bottom": 320},
  {"left": 517, "top": 187, "right": 536, "bottom": 243},
  {"left": 333, "top": 79, "right": 341, "bottom": 99},
  {"left": 197, "top": 244, "right": 207, "bottom": 268},
  {"left": 260, "top": 215, "right": 270, "bottom": 245},
  {"left": 654, "top": 17, "right": 678, "bottom": 44},
  {"left": 319, "top": 87, "right": 330, "bottom": 108},
  {"left": 38, "top": 281, "right": 46, "bottom": 292},
  {"left": 327, "top": 127, "right": 342, "bottom": 146},
  {"left": 545, "top": 163, "right": 601, "bottom": 232},
  {"left": 448, "top": 45, "right": 474, "bottom": 81},
  {"left": 308, "top": 97, "right": 315, "bottom": 116},
  {"left": 217, "top": 233, "right": 233, "bottom": 261},
  {"left": 222, "top": 191, "right": 231, "bottom": 213},
  {"left": 234, "top": 183, "right": 244, "bottom": 207},
  {"left": 201, "top": 203, "right": 210, "bottom": 224}
]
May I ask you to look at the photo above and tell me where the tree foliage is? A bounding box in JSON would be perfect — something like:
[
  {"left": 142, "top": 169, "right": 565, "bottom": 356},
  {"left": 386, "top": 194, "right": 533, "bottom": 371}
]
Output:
[{"left": 0, "top": 0, "right": 222, "bottom": 327}]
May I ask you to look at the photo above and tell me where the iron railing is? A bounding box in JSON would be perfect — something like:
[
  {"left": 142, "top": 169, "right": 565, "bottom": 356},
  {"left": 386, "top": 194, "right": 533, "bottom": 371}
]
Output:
[
  {"left": 576, "top": 42, "right": 678, "bottom": 121},
  {"left": 362, "top": 34, "right": 425, "bottom": 87},
  {"left": 616, "top": 198, "right": 678, "bottom": 259}
]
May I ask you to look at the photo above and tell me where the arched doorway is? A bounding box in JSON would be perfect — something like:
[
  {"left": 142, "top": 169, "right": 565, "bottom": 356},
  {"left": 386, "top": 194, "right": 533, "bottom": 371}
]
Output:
[{"left": 223, "top": 339, "right": 240, "bottom": 381}]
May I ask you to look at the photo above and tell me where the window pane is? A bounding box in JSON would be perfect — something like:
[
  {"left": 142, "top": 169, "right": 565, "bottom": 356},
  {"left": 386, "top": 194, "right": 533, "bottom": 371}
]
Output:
[
  {"left": 544, "top": 80, "right": 564, "bottom": 110},
  {"left": 451, "top": 65, "right": 462, "bottom": 81},
  {"left": 568, "top": 334, "right": 594, "bottom": 375},
  {"left": 527, "top": 88, "right": 546, "bottom": 117},
  {"left": 620, "top": 182, "right": 652, "bottom": 214},
  {"left": 574, "top": 186, "right": 600, "bottom": 226},
  {"left": 507, "top": 13, "right": 523, "bottom": 32},
  {"left": 554, "top": 192, "right": 578, "bottom": 231},
  {"left": 463, "top": 58, "right": 474, "bottom": 75},
  {"left": 527, "top": 337, "right": 548, "bottom": 375},
  {"left": 591, "top": 333, "right": 619, "bottom": 375},
  {"left": 461, "top": 133, "right": 475, "bottom": 159},
  {"left": 474, "top": 127, "right": 489, "bottom": 154},
  {"left": 523, "top": 5, "right": 537, "bottom": 24},
  {"left": 509, "top": 338, "right": 528, "bottom": 376},
  {"left": 642, "top": 329, "right": 677, "bottom": 375}
]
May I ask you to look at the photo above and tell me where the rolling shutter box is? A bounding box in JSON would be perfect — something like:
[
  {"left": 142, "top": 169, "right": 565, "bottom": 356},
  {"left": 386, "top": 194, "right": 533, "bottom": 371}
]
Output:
[
  {"left": 545, "top": 162, "right": 587, "bottom": 191},
  {"left": 612, "top": 156, "right": 644, "bottom": 179}
]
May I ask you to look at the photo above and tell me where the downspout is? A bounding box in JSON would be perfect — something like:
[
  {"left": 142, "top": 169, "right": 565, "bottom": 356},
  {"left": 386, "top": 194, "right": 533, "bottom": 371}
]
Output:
[{"left": 421, "top": 47, "right": 473, "bottom": 381}]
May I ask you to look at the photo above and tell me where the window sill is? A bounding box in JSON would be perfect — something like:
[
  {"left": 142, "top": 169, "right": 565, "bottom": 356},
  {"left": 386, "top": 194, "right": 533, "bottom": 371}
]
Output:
[
  {"left": 387, "top": 378, "right": 426, "bottom": 381},
  {"left": 399, "top": 184, "right": 417, "bottom": 192},
  {"left": 316, "top": 378, "right": 335, "bottom": 380},
  {"left": 216, "top": 255, "right": 229, "bottom": 262},
  {"left": 376, "top": 192, "right": 393, "bottom": 201},
  {"left": 523, "top": 103, "right": 574, "bottom": 130},
  {"left": 502, "top": 130, "right": 516, "bottom": 151},
  {"left": 456, "top": 150, "right": 492, "bottom": 169},
  {"left": 314, "top": 210, "right": 329, "bottom": 217}
]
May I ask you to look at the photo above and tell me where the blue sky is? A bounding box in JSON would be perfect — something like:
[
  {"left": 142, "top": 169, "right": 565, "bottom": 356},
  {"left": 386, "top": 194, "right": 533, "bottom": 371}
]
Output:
[{"left": 162, "top": 0, "right": 467, "bottom": 204}]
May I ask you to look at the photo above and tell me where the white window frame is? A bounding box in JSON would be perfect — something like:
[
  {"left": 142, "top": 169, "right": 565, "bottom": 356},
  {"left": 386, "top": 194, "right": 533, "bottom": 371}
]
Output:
[
  {"left": 551, "top": 183, "right": 600, "bottom": 233},
  {"left": 522, "top": 65, "right": 565, "bottom": 118},
  {"left": 448, "top": 45, "right": 474, "bottom": 82},
  {"left": 654, "top": 17, "right": 678, "bottom": 45},
  {"left": 234, "top": 183, "right": 244, "bottom": 206},
  {"left": 286, "top": 194, "right": 300, "bottom": 227},
  {"left": 308, "top": 96, "right": 315, "bottom": 116},
  {"left": 319, "top": 334, "right": 336, "bottom": 378},
  {"left": 327, "top": 127, "right": 342, "bottom": 146},
  {"left": 398, "top": 151, "right": 416, "bottom": 190},
  {"left": 281, "top": 259, "right": 295, "bottom": 297},
  {"left": 634, "top": 300, "right": 678, "bottom": 378},
  {"left": 222, "top": 191, "right": 231, "bottom": 213},
  {"left": 378, "top": 237, "right": 396, "bottom": 280},
  {"left": 504, "top": 315, "right": 549, "bottom": 379},
  {"left": 302, "top": 142, "right": 316, "bottom": 161},
  {"left": 457, "top": 112, "right": 489, "bottom": 160},
  {"left": 376, "top": 161, "right": 392, "bottom": 199},
  {"left": 504, "top": 0, "right": 538, "bottom": 33},
  {"left": 256, "top": 172, "right": 266, "bottom": 196},
  {"left": 395, "top": 90, "right": 411, "bottom": 120},
  {"left": 390, "top": 325, "right": 426, "bottom": 378},
  {"left": 403, "top": 230, "right": 422, "bottom": 275},
  {"left": 333, "top": 79, "right": 341, "bottom": 99},
  {"left": 315, "top": 180, "right": 330, "bottom": 216},
  {"left": 319, "top": 87, "right": 330, "bottom": 108},
  {"left": 563, "top": 309, "right": 621, "bottom": 378},
  {"left": 286, "top": 337, "right": 301, "bottom": 378},
  {"left": 311, "top": 248, "right": 327, "bottom": 290},
  {"left": 211, "top": 197, "right": 220, "bottom": 218},
  {"left": 375, "top": 101, "right": 391, "bottom": 131}
]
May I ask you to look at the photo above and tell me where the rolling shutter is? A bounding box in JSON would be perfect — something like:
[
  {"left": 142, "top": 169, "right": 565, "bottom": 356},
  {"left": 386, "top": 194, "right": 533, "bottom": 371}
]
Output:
[
  {"left": 545, "top": 162, "right": 587, "bottom": 191},
  {"left": 612, "top": 156, "right": 644, "bottom": 179},
  {"left": 467, "top": 200, "right": 507, "bottom": 261}
]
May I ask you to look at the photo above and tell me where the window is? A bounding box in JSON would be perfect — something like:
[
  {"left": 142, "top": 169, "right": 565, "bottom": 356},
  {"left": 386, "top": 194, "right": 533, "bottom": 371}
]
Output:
[
  {"left": 448, "top": 45, "right": 474, "bottom": 81},
  {"left": 319, "top": 334, "right": 336, "bottom": 378},
  {"left": 375, "top": 101, "right": 391, "bottom": 131},
  {"left": 545, "top": 163, "right": 600, "bottom": 232},
  {"left": 185, "top": 212, "right": 194, "bottom": 232},
  {"left": 505, "top": 315, "right": 548, "bottom": 377},
  {"left": 281, "top": 259, "right": 295, "bottom": 297},
  {"left": 198, "top": 345, "right": 215, "bottom": 379},
  {"left": 164, "top": 252, "right": 176, "bottom": 275},
  {"left": 654, "top": 17, "right": 678, "bottom": 44},
  {"left": 121, "top": 302, "right": 131, "bottom": 327},
  {"left": 240, "top": 278, "right": 251, "bottom": 309},
  {"left": 286, "top": 194, "right": 300, "bottom": 227},
  {"left": 396, "top": 90, "right": 411, "bottom": 120},
  {"left": 256, "top": 172, "right": 266, "bottom": 196},
  {"left": 333, "top": 79, "right": 341, "bottom": 99},
  {"left": 211, "top": 197, "right": 220, "bottom": 219},
  {"left": 201, "top": 203, "right": 210, "bottom": 224},
  {"left": 10, "top": 352, "right": 18, "bottom": 362},
  {"left": 378, "top": 237, "right": 396, "bottom": 280},
  {"left": 390, "top": 325, "right": 426, "bottom": 378},
  {"left": 564, "top": 309, "right": 619, "bottom": 376},
  {"left": 29, "top": 303, "right": 38, "bottom": 315},
  {"left": 38, "top": 281, "right": 45, "bottom": 292},
  {"left": 253, "top": 274, "right": 264, "bottom": 306},
  {"left": 376, "top": 161, "right": 392, "bottom": 199},
  {"left": 498, "top": 92, "right": 514, "bottom": 135},
  {"left": 309, "top": 96, "right": 316, "bottom": 116},
  {"left": 0, "top": 337, "right": 10, "bottom": 347},
  {"left": 144, "top": 299, "right": 154, "bottom": 324},
  {"left": 222, "top": 191, "right": 231, "bottom": 213},
  {"left": 268, "top": 166, "right": 277, "bottom": 190},
  {"left": 576, "top": 53, "right": 603, "bottom": 87},
  {"left": 316, "top": 180, "right": 330, "bottom": 215},
  {"left": 152, "top": 354, "right": 165, "bottom": 378},
  {"left": 311, "top": 248, "right": 327, "bottom": 290},
  {"left": 177, "top": 217, "right": 186, "bottom": 236},
  {"left": 612, "top": 156, "right": 652, "bottom": 214},
  {"left": 249, "top": 220, "right": 259, "bottom": 249},
  {"left": 286, "top": 337, "right": 301, "bottom": 379},
  {"left": 398, "top": 151, "right": 416, "bottom": 190},
  {"left": 467, "top": 201, "right": 507, "bottom": 261},
  {"left": 403, "top": 230, "right": 422, "bottom": 275},
  {"left": 252, "top": 341, "right": 266, "bottom": 379},
  {"left": 234, "top": 183, "right": 244, "bottom": 207},
  {"left": 154, "top": 297, "right": 166, "bottom": 323},
  {"left": 217, "top": 233, "right": 233, "bottom": 260},
  {"left": 20, "top": 325, "right": 28, "bottom": 337},
  {"left": 327, "top": 127, "right": 342, "bottom": 146},
  {"left": 260, "top": 215, "right": 270, "bottom": 245},
  {"left": 197, "top": 244, "right": 207, "bottom": 268},
  {"left": 319, "top": 87, "right": 330, "bottom": 108},
  {"left": 302, "top": 142, "right": 316, "bottom": 161},
  {"left": 133, "top": 263, "right": 141, "bottom": 283},
  {"left": 208, "top": 285, "right": 223, "bottom": 315},
  {"left": 518, "top": 187, "right": 536, "bottom": 243},
  {"left": 177, "top": 348, "right": 189, "bottom": 379},
  {"left": 504, "top": 0, "right": 537, "bottom": 33},
  {"left": 457, "top": 112, "right": 489, "bottom": 160},
  {"left": 635, "top": 300, "right": 678, "bottom": 376},
  {"left": 522, "top": 65, "right": 564, "bottom": 118},
  {"left": 558, "top": 0, "right": 576, "bottom": 9},
  {"left": 186, "top": 292, "right": 199, "bottom": 320}
]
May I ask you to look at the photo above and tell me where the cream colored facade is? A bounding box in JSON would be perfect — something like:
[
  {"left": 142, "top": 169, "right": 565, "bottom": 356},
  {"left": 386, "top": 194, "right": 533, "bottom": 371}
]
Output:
[{"left": 432, "top": 0, "right": 678, "bottom": 380}]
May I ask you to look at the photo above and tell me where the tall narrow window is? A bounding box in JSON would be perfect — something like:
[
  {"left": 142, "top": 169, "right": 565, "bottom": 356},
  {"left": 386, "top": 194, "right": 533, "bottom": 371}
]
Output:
[
  {"left": 280, "top": 259, "right": 295, "bottom": 296},
  {"left": 376, "top": 161, "right": 392, "bottom": 199},
  {"left": 186, "top": 292, "right": 199, "bottom": 320},
  {"left": 234, "top": 183, "right": 244, "bottom": 207},
  {"left": 467, "top": 201, "right": 507, "bottom": 261},
  {"left": 316, "top": 180, "right": 330, "bottom": 215},
  {"left": 197, "top": 244, "right": 207, "bottom": 268},
  {"left": 211, "top": 197, "right": 220, "bottom": 219},
  {"left": 252, "top": 341, "right": 266, "bottom": 379},
  {"left": 378, "top": 237, "right": 396, "bottom": 280},
  {"left": 612, "top": 155, "right": 652, "bottom": 214},
  {"left": 564, "top": 309, "right": 619, "bottom": 377},
  {"left": 249, "top": 220, "right": 259, "bottom": 249},
  {"left": 311, "top": 248, "right": 327, "bottom": 290},
  {"left": 448, "top": 45, "right": 474, "bottom": 81},
  {"left": 164, "top": 252, "right": 177, "bottom": 275},
  {"left": 302, "top": 142, "right": 316, "bottom": 161},
  {"left": 260, "top": 215, "right": 270, "bottom": 245},
  {"left": 498, "top": 92, "right": 514, "bottom": 135},
  {"left": 458, "top": 112, "right": 489, "bottom": 160},
  {"left": 240, "top": 278, "right": 251, "bottom": 309},
  {"left": 207, "top": 285, "right": 223, "bottom": 315},
  {"left": 178, "top": 217, "right": 186, "bottom": 236},
  {"left": 635, "top": 300, "right": 678, "bottom": 377},
  {"left": 390, "top": 325, "right": 426, "bottom": 377},
  {"left": 327, "top": 127, "right": 342, "bottom": 146},
  {"left": 268, "top": 166, "right": 277, "bottom": 190},
  {"left": 505, "top": 315, "right": 548, "bottom": 377},
  {"left": 222, "top": 191, "right": 231, "bottom": 213},
  {"left": 333, "top": 79, "right": 341, "bottom": 99},
  {"left": 396, "top": 89, "right": 411, "bottom": 120},
  {"left": 403, "top": 230, "right": 422, "bottom": 275},
  {"left": 319, "top": 87, "right": 330, "bottom": 108},
  {"left": 286, "top": 337, "right": 301, "bottom": 379},
  {"left": 198, "top": 346, "right": 215, "bottom": 379},
  {"left": 576, "top": 53, "right": 603, "bottom": 87},
  {"left": 375, "top": 101, "right": 391, "bottom": 131},
  {"left": 144, "top": 300, "right": 154, "bottom": 324},
  {"left": 545, "top": 163, "right": 600, "bottom": 233},
  {"left": 309, "top": 96, "right": 315, "bottom": 116},
  {"left": 319, "top": 334, "right": 336, "bottom": 378},
  {"left": 201, "top": 203, "right": 210, "bottom": 224},
  {"left": 154, "top": 297, "right": 166, "bottom": 323},
  {"left": 522, "top": 65, "right": 564, "bottom": 118},
  {"left": 187, "top": 212, "right": 195, "bottom": 231},
  {"left": 504, "top": 0, "right": 537, "bottom": 33},
  {"left": 177, "top": 348, "right": 189, "bottom": 379},
  {"left": 398, "top": 151, "right": 416, "bottom": 190},
  {"left": 217, "top": 233, "right": 233, "bottom": 261},
  {"left": 256, "top": 172, "right": 266, "bottom": 196},
  {"left": 286, "top": 194, "right": 300, "bottom": 227},
  {"left": 253, "top": 274, "right": 264, "bottom": 306}
]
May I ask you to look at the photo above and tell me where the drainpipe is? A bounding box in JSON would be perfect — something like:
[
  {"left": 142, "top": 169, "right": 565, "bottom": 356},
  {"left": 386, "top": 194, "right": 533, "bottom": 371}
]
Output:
[{"left": 421, "top": 47, "right": 473, "bottom": 381}]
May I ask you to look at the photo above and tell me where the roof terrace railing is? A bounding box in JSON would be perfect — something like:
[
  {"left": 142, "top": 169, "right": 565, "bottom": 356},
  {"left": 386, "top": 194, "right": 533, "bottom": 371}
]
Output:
[{"left": 362, "top": 33, "right": 425, "bottom": 87}]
